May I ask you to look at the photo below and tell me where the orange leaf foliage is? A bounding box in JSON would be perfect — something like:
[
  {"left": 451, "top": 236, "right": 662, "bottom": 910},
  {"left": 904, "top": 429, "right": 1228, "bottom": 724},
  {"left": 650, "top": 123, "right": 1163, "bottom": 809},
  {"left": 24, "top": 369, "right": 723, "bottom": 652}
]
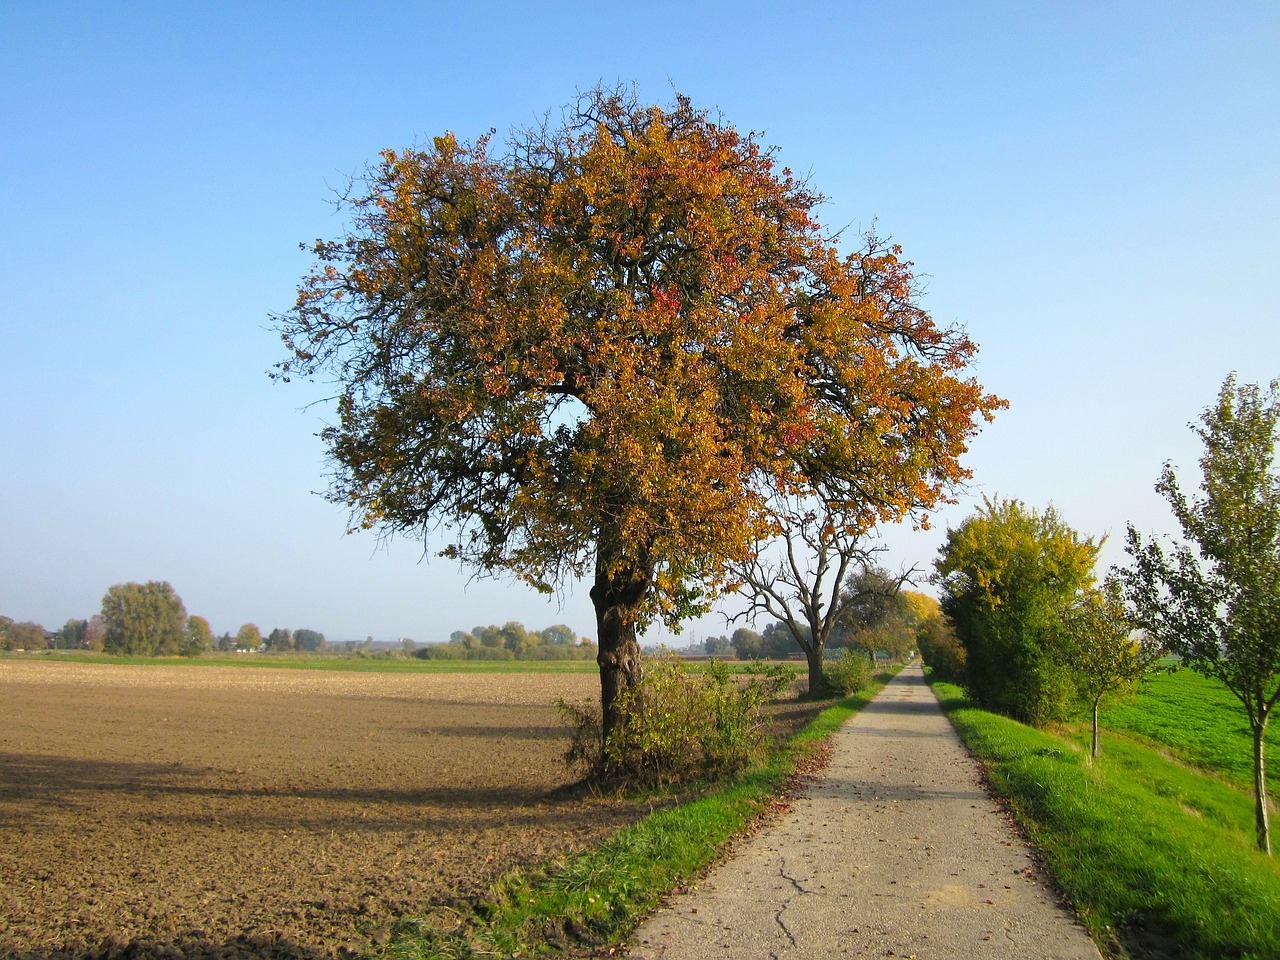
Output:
[{"left": 275, "top": 87, "right": 1004, "bottom": 629}]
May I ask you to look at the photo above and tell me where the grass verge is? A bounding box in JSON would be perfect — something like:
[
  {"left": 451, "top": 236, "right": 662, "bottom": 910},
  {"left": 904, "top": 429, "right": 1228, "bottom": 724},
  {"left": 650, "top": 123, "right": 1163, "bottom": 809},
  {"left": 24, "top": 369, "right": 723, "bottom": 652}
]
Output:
[
  {"left": 933, "top": 678, "right": 1280, "bottom": 960},
  {"left": 374, "top": 673, "right": 895, "bottom": 959}
]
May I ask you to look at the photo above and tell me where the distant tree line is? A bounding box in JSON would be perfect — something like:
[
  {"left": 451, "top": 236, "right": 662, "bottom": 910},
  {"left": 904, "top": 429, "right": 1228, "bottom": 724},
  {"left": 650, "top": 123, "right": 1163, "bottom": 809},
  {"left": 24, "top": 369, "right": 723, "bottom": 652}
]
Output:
[
  {"left": 1, "top": 581, "right": 328, "bottom": 658},
  {"left": 418, "top": 622, "right": 595, "bottom": 661}
]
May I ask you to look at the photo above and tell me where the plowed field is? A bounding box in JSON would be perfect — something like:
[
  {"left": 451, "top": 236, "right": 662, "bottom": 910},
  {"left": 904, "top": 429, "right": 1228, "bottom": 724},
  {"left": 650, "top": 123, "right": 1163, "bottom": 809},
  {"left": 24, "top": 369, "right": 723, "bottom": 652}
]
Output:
[{"left": 0, "top": 660, "right": 649, "bottom": 959}]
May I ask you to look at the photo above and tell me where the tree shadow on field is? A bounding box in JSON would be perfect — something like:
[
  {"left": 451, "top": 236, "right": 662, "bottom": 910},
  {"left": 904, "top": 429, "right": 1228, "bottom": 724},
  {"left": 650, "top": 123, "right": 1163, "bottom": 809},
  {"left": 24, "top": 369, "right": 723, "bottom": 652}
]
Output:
[
  {"left": 0, "top": 751, "right": 634, "bottom": 833},
  {"left": 0, "top": 751, "right": 552, "bottom": 803},
  {"left": 6, "top": 932, "right": 335, "bottom": 960},
  {"left": 0, "top": 753, "right": 188, "bottom": 800}
]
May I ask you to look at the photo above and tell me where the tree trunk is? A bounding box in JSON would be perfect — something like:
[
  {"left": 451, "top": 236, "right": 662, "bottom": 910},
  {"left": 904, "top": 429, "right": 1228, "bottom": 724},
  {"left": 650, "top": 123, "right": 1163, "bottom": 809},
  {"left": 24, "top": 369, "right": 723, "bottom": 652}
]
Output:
[
  {"left": 1092, "top": 698, "right": 1102, "bottom": 758},
  {"left": 1253, "top": 718, "right": 1271, "bottom": 855},
  {"left": 806, "top": 642, "right": 826, "bottom": 697},
  {"left": 590, "top": 544, "right": 651, "bottom": 749}
]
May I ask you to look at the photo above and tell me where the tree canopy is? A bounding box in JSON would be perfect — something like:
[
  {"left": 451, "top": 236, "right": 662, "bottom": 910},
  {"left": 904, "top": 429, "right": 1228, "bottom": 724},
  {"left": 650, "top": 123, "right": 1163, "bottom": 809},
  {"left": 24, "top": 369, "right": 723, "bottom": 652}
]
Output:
[
  {"left": 276, "top": 86, "right": 1002, "bottom": 740},
  {"left": 100, "top": 581, "right": 187, "bottom": 656},
  {"left": 1062, "top": 577, "right": 1165, "bottom": 757},
  {"left": 0, "top": 616, "right": 47, "bottom": 651},
  {"left": 1122, "top": 375, "right": 1280, "bottom": 853},
  {"left": 935, "top": 497, "right": 1101, "bottom": 724}
]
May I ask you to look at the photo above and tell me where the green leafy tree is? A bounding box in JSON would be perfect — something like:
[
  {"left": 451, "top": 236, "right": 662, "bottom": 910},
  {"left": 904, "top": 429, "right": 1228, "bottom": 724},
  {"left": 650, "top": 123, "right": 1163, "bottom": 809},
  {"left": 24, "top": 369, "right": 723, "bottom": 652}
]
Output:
[
  {"left": 835, "top": 565, "right": 921, "bottom": 661},
  {"left": 473, "top": 625, "right": 504, "bottom": 649},
  {"left": 728, "top": 627, "right": 766, "bottom": 660},
  {"left": 703, "top": 634, "right": 733, "bottom": 656},
  {"left": 293, "top": 628, "right": 327, "bottom": 652},
  {"left": 265, "top": 627, "right": 294, "bottom": 651},
  {"left": 449, "top": 629, "right": 478, "bottom": 650},
  {"left": 235, "top": 623, "right": 263, "bottom": 651},
  {"left": 0, "top": 617, "right": 47, "bottom": 651},
  {"left": 1062, "top": 579, "right": 1166, "bottom": 757},
  {"left": 500, "top": 621, "right": 534, "bottom": 655},
  {"left": 274, "top": 86, "right": 1000, "bottom": 744},
  {"left": 183, "top": 615, "right": 214, "bottom": 656},
  {"left": 101, "top": 582, "right": 187, "bottom": 656},
  {"left": 55, "top": 619, "right": 87, "bottom": 650},
  {"left": 540, "top": 624, "right": 576, "bottom": 646},
  {"left": 935, "top": 498, "right": 1101, "bottom": 724},
  {"left": 1122, "top": 375, "right": 1280, "bottom": 853}
]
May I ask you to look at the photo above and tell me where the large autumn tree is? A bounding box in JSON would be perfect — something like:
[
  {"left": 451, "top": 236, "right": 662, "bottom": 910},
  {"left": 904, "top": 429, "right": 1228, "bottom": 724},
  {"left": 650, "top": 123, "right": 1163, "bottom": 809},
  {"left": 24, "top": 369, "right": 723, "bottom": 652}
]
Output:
[{"left": 275, "top": 87, "right": 1001, "bottom": 741}]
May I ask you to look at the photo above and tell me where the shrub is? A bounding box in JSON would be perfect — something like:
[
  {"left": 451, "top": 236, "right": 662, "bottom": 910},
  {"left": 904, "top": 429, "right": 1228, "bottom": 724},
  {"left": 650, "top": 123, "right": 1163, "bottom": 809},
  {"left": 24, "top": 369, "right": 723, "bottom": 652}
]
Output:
[
  {"left": 935, "top": 498, "right": 1101, "bottom": 725},
  {"left": 739, "top": 659, "right": 801, "bottom": 698},
  {"left": 558, "top": 656, "right": 782, "bottom": 788},
  {"left": 822, "top": 647, "right": 873, "bottom": 696},
  {"left": 917, "top": 615, "right": 966, "bottom": 683}
]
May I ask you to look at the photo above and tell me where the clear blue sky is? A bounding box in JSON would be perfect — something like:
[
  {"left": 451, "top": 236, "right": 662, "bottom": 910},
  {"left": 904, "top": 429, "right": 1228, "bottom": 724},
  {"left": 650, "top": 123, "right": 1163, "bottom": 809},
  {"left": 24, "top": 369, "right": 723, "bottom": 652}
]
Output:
[{"left": 3, "top": 1, "right": 1277, "bottom": 644}]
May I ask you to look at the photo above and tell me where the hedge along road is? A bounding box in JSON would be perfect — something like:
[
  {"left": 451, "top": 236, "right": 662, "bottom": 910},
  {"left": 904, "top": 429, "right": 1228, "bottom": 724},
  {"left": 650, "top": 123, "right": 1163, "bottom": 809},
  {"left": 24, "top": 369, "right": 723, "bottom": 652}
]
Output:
[{"left": 628, "top": 662, "right": 1101, "bottom": 959}]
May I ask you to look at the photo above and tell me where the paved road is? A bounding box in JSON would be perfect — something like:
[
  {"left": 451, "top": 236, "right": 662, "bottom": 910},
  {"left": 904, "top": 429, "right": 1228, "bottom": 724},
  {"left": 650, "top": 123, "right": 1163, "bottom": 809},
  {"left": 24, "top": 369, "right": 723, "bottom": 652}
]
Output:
[{"left": 628, "top": 662, "right": 1101, "bottom": 959}]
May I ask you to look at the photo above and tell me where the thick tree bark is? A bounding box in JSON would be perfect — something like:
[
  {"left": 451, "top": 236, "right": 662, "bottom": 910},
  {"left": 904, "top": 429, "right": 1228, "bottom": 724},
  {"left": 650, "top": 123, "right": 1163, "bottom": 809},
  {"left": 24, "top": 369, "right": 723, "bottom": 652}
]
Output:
[
  {"left": 1253, "top": 718, "right": 1271, "bottom": 855},
  {"left": 590, "top": 543, "right": 652, "bottom": 748},
  {"left": 805, "top": 641, "right": 827, "bottom": 698}
]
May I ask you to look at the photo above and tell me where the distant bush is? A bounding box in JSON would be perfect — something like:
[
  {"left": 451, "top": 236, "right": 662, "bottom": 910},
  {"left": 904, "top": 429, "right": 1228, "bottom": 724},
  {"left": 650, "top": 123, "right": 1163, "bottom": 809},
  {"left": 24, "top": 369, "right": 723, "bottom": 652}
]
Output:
[
  {"left": 917, "top": 616, "right": 966, "bottom": 683},
  {"left": 822, "top": 648, "right": 873, "bottom": 695},
  {"left": 558, "top": 656, "right": 783, "bottom": 788},
  {"left": 739, "top": 659, "right": 801, "bottom": 698}
]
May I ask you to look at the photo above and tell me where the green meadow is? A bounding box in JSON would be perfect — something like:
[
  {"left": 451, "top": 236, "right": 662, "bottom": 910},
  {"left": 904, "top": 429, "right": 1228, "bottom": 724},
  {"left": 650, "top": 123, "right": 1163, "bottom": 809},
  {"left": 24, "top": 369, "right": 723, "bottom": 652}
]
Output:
[
  {"left": 933, "top": 676, "right": 1280, "bottom": 959},
  {"left": 1100, "top": 667, "right": 1280, "bottom": 796}
]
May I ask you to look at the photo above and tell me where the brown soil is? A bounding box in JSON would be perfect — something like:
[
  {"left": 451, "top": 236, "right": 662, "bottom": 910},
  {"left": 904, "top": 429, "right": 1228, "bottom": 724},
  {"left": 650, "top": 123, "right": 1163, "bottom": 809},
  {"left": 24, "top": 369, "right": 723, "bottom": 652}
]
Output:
[
  {"left": 0, "top": 659, "right": 821, "bottom": 960},
  {"left": 0, "top": 661, "right": 646, "bottom": 960}
]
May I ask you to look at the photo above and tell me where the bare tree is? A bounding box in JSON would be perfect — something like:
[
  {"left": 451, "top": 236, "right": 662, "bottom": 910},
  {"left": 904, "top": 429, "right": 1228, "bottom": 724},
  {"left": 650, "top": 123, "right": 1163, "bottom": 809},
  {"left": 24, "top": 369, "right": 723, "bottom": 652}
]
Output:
[{"left": 733, "top": 495, "right": 910, "bottom": 695}]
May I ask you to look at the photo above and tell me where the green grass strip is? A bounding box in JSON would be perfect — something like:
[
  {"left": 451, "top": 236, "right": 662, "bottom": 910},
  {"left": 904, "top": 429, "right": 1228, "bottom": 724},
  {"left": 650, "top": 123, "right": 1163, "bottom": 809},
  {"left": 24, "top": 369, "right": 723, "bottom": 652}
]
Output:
[
  {"left": 933, "top": 679, "right": 1280, "bottom": 960},
  {"left": 376, "top": 676, "right": 892, "bottom": 959}
]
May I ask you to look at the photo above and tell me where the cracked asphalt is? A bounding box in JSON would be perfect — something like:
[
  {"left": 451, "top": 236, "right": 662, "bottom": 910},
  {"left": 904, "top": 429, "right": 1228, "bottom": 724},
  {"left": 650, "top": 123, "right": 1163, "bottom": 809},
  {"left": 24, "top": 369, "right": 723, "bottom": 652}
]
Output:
[{"left": 627, "top": 661, "right": 1102, "bottom": 959}]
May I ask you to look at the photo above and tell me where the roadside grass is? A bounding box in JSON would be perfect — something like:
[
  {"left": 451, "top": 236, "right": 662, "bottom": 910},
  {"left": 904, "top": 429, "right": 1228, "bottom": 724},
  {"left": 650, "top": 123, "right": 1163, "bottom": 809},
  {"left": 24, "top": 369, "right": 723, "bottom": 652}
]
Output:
[
  {"left": 1100, "top": 667, "right": 1280, "bottom": 796},
  {"left": 375, "top": 672, "right": 895, "bottom": 959},
  {"left": 933, "top": 679, "right": 1280, "bottom": 960}
]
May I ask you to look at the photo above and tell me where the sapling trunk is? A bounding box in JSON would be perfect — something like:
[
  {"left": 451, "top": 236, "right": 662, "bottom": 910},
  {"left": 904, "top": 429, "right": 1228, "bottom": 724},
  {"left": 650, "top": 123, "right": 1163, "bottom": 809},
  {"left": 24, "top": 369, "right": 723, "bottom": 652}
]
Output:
[{"left": 1253, "top": 719, "right": 1271, "bottom": 855}]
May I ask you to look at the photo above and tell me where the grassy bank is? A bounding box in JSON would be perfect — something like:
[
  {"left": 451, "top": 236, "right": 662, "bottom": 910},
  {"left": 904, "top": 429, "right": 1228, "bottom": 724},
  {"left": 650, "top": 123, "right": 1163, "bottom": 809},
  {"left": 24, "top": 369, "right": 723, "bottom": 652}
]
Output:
[
  {"left": 377, "top": 674, "right": 894, "bottom": 959},
  {"left": 1100, "top": 667, "right": 1280, "bottom": 796},
  {"left": 933, "top": 679, "right": 1280, "bottom": 959}
]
